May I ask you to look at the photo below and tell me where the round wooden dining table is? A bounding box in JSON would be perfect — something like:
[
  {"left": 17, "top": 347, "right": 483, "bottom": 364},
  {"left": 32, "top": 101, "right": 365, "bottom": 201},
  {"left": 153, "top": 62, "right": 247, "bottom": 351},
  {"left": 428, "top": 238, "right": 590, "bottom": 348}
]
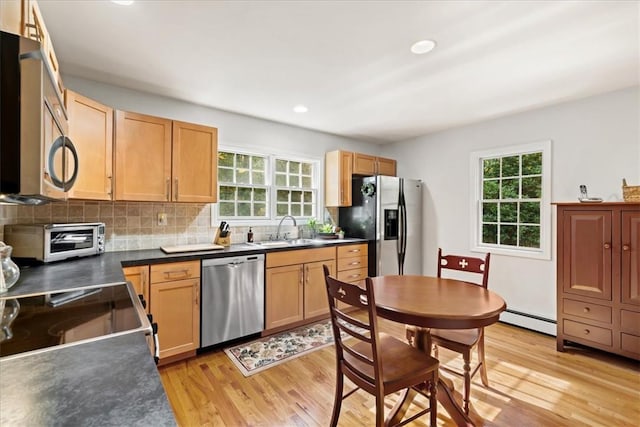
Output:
[{"left": 370, "top": 275, "right": 507, "bottom": 427}]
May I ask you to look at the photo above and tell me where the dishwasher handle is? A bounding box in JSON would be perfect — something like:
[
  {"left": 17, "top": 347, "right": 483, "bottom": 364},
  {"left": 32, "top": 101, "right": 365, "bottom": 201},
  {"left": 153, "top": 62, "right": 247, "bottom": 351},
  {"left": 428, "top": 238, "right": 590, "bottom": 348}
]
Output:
[{"left": 202, "top": 254, "right": 264, "bottom": 268}]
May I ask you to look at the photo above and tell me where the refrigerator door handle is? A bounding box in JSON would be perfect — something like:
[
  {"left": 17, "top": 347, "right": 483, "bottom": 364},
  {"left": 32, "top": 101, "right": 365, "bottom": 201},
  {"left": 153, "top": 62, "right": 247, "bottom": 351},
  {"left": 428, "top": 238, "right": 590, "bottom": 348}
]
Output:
[{"left": 398, "top": 179, "right": 407, "bottom": 275}]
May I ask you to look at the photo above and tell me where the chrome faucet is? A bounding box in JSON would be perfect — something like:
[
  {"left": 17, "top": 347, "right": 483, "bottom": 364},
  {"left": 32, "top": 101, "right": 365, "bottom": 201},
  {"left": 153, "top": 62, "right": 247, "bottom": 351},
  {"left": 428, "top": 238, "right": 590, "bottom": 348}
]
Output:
[{"left": 276, "top": 215, "right": 297, "bottom": 240}]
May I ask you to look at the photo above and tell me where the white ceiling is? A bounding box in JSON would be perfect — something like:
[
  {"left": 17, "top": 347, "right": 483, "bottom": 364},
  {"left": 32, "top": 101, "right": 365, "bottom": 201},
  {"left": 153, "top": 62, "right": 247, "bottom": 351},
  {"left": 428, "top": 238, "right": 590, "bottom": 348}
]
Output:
[{"left": 39, "top": 1, "right": 639, "bottom": 144}]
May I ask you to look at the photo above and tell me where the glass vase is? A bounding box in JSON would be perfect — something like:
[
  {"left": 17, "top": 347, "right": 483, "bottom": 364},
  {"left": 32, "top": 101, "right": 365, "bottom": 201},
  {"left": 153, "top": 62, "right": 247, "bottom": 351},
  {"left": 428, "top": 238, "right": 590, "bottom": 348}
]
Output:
[{"left": 0, "top": 242, "right": 20, "bottom": 293}]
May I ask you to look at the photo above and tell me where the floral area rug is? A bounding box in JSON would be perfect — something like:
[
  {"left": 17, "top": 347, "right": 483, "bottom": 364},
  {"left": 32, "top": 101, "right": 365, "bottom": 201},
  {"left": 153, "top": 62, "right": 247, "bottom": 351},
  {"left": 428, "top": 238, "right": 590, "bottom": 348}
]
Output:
[{"left": 224, "top": 320, "right": 338, "bottom": 377}]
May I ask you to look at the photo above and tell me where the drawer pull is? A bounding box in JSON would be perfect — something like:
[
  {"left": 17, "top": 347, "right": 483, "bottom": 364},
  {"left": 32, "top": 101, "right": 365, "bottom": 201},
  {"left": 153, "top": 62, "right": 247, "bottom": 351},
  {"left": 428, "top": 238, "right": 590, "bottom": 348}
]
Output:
[
  {"left": 348, "top": 249, "right": 360, "bottom": 253},
  {"left": 349, "top": 261, "right": 361, "bottom": 266},
  {"left": 622, "top": 244, "right": 630, "bottom": 251},
  {"left": 584, "top": 329, "right": 590, "bottom": 335},
  {"left": 348, "top": 274, "right": 361, "bottom": 279},
  {"left": 583, "top": 307, "right": 590, "bottom": 313},
  {"left": 164, "top": 269, "right": 190, "bottom": 278}
]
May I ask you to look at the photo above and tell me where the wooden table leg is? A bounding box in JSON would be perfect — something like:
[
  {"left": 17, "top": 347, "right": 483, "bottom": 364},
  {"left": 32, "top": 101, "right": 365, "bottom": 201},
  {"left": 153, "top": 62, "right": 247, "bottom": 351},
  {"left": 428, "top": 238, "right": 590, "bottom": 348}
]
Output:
[{"left": 411, "top": 327, "right": 476, "bottom": 427}]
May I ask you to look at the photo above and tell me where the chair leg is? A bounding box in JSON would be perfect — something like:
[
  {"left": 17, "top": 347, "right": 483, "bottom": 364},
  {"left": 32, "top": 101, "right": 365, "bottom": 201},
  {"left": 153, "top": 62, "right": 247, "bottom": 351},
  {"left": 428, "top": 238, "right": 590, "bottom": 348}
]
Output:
[
  {"left": 462, "top": 351, "right": 471, "bottom": 415},
  {"left": 429, "top": 378, "right": 438, "bottom": 427},
  {"left": 375, "top": 393, "right": 385, "bottom": 427},
  {"left": 405, "top": 326, "right": 415, "bottom": 346},
  {"left": 478, "top": 335, "right": 489, "bottom": 387},
  {"left": 330, "top": 372, "right": 344, "bottom": 427}
]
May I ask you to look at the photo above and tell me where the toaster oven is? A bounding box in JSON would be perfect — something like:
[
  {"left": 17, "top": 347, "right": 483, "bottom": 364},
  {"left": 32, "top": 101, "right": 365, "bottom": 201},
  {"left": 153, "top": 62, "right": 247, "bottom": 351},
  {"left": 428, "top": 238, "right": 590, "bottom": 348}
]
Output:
[{"left": 4, "top": 222, "right": 105, "bottom": 263}]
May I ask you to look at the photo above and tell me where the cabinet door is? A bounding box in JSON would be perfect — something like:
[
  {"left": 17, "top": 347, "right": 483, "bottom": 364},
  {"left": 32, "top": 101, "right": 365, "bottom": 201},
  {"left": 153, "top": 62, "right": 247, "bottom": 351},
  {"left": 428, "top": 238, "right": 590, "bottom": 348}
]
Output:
[
  {"left": 325, "top": 150, "right": 353, "bottom": 207},
  {"left": 172, "top": 121, "right": 218, "bottom": 202},
  {"left": 621, "top": 211, "right": 640, "bottom": 306},
  {"left": 123, "top": 265, "right": 149, "bottom": 314},
  {"left": 114, "top": 111, "right": 172, "bottom": 201},
  {"left": 66, "top": 90, "right": 113, "bottom": 200},
  {"left": 376, "top": 157, "right": 397, "bottom": 176},
  {"left": 150, "top": 278, "right": 200, "bottom": 359},
  {"left": 0, "top": 0, "right": 22, "bottom": 34},
  {"left": 353, "top": 152, "right": 376, "bottom": 175},
  {"left": 265, "top": 264, "right": 304, "bottom": 329},
  {"left": 304, "top": 260, "right": 335, "bottom": 319},
  {"left": 562, "top": 210, "right": 612, "bottom": 300}
]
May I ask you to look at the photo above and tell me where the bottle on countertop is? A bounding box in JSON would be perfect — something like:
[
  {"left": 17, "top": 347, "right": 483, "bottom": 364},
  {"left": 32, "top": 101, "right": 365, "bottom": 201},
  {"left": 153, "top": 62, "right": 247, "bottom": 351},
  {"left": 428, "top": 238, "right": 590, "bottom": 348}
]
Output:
[{"left": 247, "top": 227, "right": 254, "bottom": 243}]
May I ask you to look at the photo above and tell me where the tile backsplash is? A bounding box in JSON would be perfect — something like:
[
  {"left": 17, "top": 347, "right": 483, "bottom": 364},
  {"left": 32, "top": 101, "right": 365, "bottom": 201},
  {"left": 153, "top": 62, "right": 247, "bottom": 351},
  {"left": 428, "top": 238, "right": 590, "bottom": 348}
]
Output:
[{"left": 0, "top": 202, "right": 314, "bottom": 251}]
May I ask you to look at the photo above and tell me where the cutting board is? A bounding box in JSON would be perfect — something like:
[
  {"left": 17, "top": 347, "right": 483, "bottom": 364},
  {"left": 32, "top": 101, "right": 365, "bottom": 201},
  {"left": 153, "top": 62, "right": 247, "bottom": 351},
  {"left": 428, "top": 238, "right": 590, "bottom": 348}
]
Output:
[{"left": 160, "top": 243, "right": 225, "bottom": 253}]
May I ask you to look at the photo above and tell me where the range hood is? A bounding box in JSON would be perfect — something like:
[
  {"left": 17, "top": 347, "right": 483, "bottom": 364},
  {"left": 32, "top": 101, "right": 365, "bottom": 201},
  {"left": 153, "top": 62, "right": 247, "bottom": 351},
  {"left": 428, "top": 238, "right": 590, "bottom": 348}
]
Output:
[{"left": 0, "top": 31, "right": 78, "bottom": 205}]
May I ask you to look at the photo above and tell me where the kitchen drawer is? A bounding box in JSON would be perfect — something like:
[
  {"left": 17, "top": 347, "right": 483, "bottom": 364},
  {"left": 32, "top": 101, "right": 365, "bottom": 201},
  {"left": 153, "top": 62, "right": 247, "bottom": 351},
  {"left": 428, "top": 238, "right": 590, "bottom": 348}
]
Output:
[
  {"left": 563, "top": 319, "right": 612, "bottom": 347},
  {"left": 337, "top": 267, "right": 368, "bottom": 283},
  {"left": 151, "top": 261, "right": 200, "bottom": 283},
  {"left": 266, "top": 247, "right": 335, "bottom": 268},
  {"left": 620, "top": 310, "right": 640, "bottom": 335},
  {"left": 621, "top": 333, "right": 640, "bottom": 356},
  {"left": 337, "top": 243, "right": 367, "bottom": 258},
  {"left": 563, "top": 298, "right": 612, "bottom": 324},
  {"left": 337, "top": 255, "right": 367, "bottom": 271}
]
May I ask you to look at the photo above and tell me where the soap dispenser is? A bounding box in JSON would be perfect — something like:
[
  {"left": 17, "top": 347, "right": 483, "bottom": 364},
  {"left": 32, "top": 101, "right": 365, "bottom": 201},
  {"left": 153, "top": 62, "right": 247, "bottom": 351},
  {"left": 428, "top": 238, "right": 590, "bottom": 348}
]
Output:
[{"left": 247, "top": 227, "right": 254, "bottom": 243}]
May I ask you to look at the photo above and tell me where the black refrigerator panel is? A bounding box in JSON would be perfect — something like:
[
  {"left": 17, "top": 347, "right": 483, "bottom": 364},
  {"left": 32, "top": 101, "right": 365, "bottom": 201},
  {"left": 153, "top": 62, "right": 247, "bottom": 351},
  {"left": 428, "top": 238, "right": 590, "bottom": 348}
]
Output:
[{"left": 338, "top": 176, "right": 376, "bottom": 240}]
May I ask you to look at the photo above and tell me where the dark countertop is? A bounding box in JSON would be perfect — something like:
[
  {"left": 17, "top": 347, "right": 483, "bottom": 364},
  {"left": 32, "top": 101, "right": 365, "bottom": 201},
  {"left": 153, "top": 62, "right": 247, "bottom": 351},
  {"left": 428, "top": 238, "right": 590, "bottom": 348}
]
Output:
[
  {"left": 4, "top": 238, "right": 367, "bottom": 298},
  {"left": 0, "top": 237, "right": 367, "bottom": 424},
  {"left": 0, "top": 332, "right": 175, "bottom": 426}
]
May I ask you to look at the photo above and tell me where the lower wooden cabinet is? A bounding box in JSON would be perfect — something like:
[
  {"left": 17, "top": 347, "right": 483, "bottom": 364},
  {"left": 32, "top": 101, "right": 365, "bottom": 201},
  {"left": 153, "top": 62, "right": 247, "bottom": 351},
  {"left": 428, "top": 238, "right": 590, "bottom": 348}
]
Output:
[
  {"left": 556, "top": 202, "right": 640, "bottom": 360},
  {"left": 124, "top": 261, "right": 200, "bottom": 364},
  {"left": 123, "top": 265, "right": 149, "bottom": 314},
  {"left": 265, "top": 247, "right": 336, "bottom": 332},
  {"left": 336, "top": 243, "right": 368, "bottom": 309}
]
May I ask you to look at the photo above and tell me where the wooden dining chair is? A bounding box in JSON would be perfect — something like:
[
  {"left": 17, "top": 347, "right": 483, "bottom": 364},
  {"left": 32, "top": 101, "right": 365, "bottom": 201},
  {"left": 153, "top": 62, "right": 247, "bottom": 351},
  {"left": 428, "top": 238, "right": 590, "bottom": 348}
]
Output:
[
  {"left": 430, "top": 247, "right": 491, "bottom": 414},
  {"left": 322, "top": 265, "right": 439, "bottom": 427}
]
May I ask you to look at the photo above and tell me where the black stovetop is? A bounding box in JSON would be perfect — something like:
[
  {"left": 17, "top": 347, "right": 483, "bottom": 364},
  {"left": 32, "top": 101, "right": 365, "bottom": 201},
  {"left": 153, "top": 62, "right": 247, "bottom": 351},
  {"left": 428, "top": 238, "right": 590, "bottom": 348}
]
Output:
[{"left": 0, "top": 283, "right": 149, "bottom": 359}]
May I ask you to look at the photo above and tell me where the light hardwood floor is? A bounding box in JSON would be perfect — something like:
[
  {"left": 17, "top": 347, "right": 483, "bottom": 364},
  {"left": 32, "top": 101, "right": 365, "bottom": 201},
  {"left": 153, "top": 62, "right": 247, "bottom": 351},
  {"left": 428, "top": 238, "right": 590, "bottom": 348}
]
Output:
[{"left": 159, "top": 320, "right": 640, "bottom": 426}]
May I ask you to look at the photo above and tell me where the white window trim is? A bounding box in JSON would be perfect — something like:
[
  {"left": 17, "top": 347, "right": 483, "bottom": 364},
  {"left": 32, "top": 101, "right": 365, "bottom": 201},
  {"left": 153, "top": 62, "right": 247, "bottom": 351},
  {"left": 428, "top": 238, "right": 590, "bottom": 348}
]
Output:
[
  {"left": 212, "top": 144, "right": 323, "bottom": 226},
  {"left": 469, "top": 140, "right": 552, "bottom": 260}
]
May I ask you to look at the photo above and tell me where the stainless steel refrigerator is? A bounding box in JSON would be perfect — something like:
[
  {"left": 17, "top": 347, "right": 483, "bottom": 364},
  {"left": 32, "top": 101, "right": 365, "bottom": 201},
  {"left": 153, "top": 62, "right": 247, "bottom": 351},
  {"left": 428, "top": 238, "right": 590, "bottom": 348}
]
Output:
[{"left": 338, "top": 175, "right": 422, "bottom": 276}]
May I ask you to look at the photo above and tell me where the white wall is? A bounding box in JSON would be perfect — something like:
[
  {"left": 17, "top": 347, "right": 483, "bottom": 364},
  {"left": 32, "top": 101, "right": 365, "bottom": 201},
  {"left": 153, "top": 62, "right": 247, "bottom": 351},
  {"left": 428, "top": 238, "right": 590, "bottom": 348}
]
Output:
[
  {"left": 63, "top": 76, "right": 375, "bottom": 160},
  {"left": 382, "top": 86, "right": 640, "bottom": 334}
]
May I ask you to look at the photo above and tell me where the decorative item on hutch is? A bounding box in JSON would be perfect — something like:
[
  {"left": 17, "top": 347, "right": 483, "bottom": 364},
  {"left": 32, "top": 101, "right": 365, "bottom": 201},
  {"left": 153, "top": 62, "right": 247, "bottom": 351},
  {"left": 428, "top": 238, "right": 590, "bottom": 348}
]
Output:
[{"left": 622, "top": 178, "right": 640, "bottom": 202}]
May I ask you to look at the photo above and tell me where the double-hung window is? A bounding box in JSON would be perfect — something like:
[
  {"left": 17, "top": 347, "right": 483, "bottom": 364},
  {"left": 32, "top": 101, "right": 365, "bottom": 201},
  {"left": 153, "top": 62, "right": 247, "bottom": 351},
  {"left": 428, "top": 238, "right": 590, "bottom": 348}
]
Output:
[
  {"left": 216, "top": 149, "right": 318, "bottom": 222},
  {"left": 470, "top": 140, "right": 551, "bottom": 259}
]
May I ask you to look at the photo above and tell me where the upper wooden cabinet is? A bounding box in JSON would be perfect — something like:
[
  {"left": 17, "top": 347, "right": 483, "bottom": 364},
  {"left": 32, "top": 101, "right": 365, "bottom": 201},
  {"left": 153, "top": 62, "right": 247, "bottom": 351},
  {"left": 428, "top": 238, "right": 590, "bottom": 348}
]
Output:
[
  {"left": 114, "top": 111, "right": 218, "bottom": 202},
  {"left": 325, "top": 150, "right": 353, "bottom": 207},
  {"left": 325, "top": 149, "right": 397, "bottom": 207},
  {"left": 352, "top": 152, "right": 397, "bottom": 176},
  {"left": 66, "top": 90, "right": 113, "bottom": 200},
  {"left": 1, "top": 0, "right": 65, "bottom": 99},
  {"left": 0, "top": 1, "right": 22, "bottom": 34},
  {"left": 172, "top": 121, "right": 218, "bottom": 203}
]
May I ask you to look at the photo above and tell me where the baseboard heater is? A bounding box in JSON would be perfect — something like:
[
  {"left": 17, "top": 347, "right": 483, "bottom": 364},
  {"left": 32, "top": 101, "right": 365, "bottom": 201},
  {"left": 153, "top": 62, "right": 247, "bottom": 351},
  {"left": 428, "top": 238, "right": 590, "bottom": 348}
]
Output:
[{"left": 499, "top": 309, "right": 556, "bottom": 336}]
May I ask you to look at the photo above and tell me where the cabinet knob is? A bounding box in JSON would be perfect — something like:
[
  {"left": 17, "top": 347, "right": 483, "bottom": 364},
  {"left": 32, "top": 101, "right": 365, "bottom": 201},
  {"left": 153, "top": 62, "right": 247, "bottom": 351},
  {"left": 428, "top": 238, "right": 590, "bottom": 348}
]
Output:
[
  {"left": 583, "top": 307, "right": 590, "bottom": 313},
  {"left": 604, "top": 243, "right": 611, "bottom": 249},
  {"left": 584, "top": 329, "right": 590, "bottom": 335},
  {"left": 622, "top": 244, "right": 631, "bottom": 251}
]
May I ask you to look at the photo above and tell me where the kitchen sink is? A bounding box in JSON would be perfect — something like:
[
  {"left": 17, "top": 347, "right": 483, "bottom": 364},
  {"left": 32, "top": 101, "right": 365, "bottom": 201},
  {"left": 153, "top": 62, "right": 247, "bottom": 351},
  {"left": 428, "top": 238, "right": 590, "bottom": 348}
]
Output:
[{"left": 249, "top": 239, "right": 325, "bottom": 248}]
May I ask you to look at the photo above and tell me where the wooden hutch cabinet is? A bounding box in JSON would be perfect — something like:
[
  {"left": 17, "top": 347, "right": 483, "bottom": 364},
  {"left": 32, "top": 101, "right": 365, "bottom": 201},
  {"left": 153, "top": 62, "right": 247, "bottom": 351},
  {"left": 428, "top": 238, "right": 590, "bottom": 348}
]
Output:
[{"left": 556, "top": 202, "right": 640, "bottom": 360}]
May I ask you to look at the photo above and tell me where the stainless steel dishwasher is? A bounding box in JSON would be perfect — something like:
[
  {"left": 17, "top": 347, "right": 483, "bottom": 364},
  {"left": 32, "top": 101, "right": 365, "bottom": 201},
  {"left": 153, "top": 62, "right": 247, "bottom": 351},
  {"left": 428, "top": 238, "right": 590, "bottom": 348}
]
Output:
[{"left": 201, "top": 254, "right": 265, "bottom": 347}]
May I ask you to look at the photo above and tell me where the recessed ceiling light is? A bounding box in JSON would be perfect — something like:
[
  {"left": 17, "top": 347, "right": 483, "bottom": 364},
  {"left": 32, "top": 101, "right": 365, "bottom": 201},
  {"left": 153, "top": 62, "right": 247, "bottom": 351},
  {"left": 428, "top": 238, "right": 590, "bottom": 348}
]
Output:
[
  {"left": 111, "top": 0, "right": 134, "bottom": 5},
  {"left": 410, "top": 39, "right": 436, "bottom": 55},
  {"left": 293, "top": 105, "right": 308, "bottom": 113}
]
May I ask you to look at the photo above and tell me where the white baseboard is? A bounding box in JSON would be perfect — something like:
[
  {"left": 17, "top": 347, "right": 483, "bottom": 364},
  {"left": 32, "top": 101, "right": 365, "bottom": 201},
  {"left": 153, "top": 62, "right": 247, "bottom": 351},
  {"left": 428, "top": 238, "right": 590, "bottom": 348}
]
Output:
[{"left": 499, "top": 310, "right": 556, "bottom": 336}]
